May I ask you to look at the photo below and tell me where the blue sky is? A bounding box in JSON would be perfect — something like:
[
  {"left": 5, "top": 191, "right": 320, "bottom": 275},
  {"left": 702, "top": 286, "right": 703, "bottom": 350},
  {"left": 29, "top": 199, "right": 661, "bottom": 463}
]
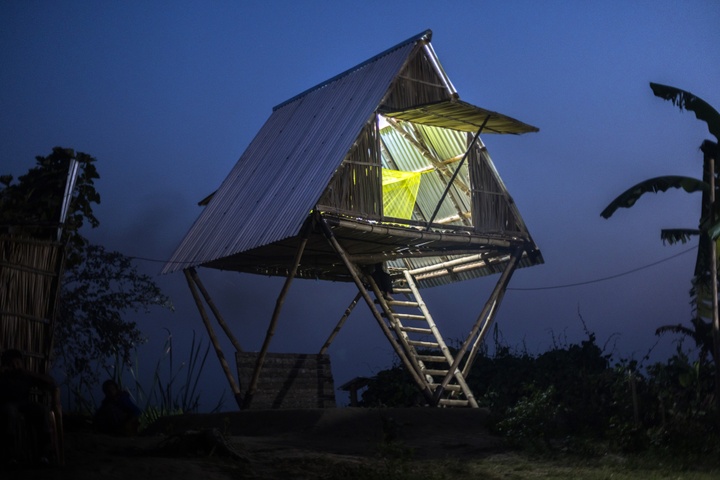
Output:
[{"left": 2, "top": 1, "right": 719, "bottom": 409}]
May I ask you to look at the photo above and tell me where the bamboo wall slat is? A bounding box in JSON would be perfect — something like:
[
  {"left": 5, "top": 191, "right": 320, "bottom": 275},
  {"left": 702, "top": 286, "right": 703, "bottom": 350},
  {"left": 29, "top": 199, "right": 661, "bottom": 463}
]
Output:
[
  {"left": 319, "top": 122, "right": 382, "bottom": 217},
  {"left": 0, "top": 235, "right": 64, "bottom": 373},
  {"left": 382, "top": 45, "right": 451, "bottom": 110}
]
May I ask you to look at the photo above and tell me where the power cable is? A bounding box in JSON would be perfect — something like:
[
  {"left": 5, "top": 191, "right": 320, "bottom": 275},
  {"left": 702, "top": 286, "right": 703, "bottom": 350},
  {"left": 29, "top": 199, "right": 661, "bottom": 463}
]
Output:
[
  {"left": 128, "top": 245, "right": 699, "bottom": 291},
  {"left": 508, "top": 245, "right": 698, "bottom": 291}
]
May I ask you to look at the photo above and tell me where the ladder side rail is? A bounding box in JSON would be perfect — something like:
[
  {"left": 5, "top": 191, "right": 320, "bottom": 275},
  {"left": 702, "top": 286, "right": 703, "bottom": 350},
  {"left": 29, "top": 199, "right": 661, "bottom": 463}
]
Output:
[
  {"left": 402, "top": 270, "right": 478, "bottom": 407},
  {"left": 366, "top": 275, "right": 429, "bottom": 380},
  {"left": 402, "top": 270, "right": 454, "bottom": 365},
  {"left": 318, "top": 217, "right": 435, "bottom": 404}
]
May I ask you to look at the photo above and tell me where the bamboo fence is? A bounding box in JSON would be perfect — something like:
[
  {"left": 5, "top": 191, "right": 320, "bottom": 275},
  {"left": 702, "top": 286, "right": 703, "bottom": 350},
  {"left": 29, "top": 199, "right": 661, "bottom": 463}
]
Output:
[{"left": 0, "top": 234, "right": 64, "bottom": 374}]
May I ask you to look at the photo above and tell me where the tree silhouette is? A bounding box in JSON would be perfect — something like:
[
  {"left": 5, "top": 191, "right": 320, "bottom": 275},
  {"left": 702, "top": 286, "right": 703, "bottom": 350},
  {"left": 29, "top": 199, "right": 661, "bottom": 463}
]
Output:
[{"left": 1, "top": 148, "right": 171, "bottom": 398}]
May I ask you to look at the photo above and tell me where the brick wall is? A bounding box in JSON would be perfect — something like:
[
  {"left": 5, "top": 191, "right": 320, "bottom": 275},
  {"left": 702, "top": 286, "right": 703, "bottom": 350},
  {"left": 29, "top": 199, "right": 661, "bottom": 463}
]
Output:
[{"left": 236, "top": 352, "right": 336, "bottom": 409}]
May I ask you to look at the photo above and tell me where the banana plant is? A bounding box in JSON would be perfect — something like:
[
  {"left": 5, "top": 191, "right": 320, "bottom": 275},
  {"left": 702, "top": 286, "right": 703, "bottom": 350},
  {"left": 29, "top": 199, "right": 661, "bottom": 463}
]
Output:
[{"left": 601, "top": 83, "right": 720, "bottom": 383}]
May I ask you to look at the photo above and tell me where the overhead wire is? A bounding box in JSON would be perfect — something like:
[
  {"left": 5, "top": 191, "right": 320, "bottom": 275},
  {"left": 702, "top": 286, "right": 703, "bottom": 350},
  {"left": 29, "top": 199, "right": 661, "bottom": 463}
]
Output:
[
  {"left": 128, "top": 245, "right": 700, "bottom": 291},
  {"left": 508, "top": 245, "right": 698, "bottom": 291}
]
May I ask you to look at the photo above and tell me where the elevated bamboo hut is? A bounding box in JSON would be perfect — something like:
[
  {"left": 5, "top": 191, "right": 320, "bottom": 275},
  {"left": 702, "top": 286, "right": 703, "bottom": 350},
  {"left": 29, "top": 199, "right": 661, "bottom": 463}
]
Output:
[{"left": 164, "top": 30, "right": 543, "bottom": 409}]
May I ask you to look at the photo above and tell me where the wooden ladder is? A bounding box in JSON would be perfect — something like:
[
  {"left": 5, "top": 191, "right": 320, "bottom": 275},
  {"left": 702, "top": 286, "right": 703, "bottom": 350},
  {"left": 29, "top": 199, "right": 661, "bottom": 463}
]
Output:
[{"left": 373, "top": 270, "right": 478, "bottom": 408}]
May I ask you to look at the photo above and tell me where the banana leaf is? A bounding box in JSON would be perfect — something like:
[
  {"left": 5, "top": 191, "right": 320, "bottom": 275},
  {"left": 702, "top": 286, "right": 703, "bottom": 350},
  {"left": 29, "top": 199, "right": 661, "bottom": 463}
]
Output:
[
  {"left": 650, "top": 83, "right": 720, "bottom": 142},
  {"left": 600, "top": 176, "right": 708, "bottom": 219},
  {"left": 661, "top": 228, "right": 701, "bottom": 245}
]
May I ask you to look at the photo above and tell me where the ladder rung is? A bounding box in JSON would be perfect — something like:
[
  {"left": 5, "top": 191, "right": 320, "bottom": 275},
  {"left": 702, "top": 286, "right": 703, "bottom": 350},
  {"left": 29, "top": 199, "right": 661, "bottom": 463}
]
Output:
[
  {"left": 430, "top": 383, "right": 462, "bottom": 392},
  {"left": 408, "top": 340, "right": 439, "bottom": 348},
  {"left": 393, "top": 313, "right": 426, "bottom": 320},
  {"left": 400, "top": 326, "right": 432, "bottom": 334},
  {"left": 387, "top": 300, "right": 419, "bottom": 307},
  {"left": 416, "top": 354, "right": 447, "bottom": 363},
  {"left": 438, "top": 399, "right": 470, "bottom": 407},
  {"left": 423, "top": 369, "right": 449, "bottom": 376},
  {"left": 393, "top": 287, "right": 413, "bottom": 293}
]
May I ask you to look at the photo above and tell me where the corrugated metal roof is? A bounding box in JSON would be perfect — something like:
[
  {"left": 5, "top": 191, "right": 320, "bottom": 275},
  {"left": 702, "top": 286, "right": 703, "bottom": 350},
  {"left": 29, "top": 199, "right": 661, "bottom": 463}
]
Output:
[
  {"left": 163, "top": 32, "right": 428, "bottom": 274},
  {"left": 163, "top": 29, "right": 543, "bottom": 283}
]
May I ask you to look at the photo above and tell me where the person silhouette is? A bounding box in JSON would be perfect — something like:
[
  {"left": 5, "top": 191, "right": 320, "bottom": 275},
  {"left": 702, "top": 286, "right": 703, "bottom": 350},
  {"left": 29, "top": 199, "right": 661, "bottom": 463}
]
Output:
[
  {"left": 370, "top": 262, "right": 394, "bottom": 301},
  {"left": 0, "top": 349, "right": 57, "bottom": 466},
  {"left": 94, "top": 379, "right": 142, "bottom": 435}
]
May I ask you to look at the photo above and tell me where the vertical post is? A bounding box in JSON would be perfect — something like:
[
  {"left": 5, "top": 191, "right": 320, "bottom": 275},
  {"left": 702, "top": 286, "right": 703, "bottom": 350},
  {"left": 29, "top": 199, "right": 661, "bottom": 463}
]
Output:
[{"left": 708, "top": 154, "right": 720, "bottom": 405}]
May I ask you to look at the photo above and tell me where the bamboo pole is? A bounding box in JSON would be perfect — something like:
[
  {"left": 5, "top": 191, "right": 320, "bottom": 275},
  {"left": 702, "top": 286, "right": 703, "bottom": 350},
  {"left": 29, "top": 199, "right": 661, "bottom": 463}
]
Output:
[
  {"left": 460, "top": 248, "right": 522, "bottom": 379},
  {"left": 242, "top": 227, "right": 310, "bottom": 409},
  {"left": 434, "top": 247, "right": 523, "bottom": 402},
  {"left": 184, "top": 268, "right": 242, "bottom": 408},
  {"left": 367, "top": 273, "right": 429, "bottom": 380},
  {"left": 323, "top": 215, "right": 517, "bottom": 247},
  {"left": 427, "top": 121, "right": 488, "bottom": 228},
  {"left": 385, "top": 118, "right": 471, "bottom": 195},
  {"left": 319, "top": 292, "right": 362, "bottom": 355},
  {"left": 347, "top": 249, "right": 493, "bottom": 265},
  {"left": 43, "top": 240, "right": 66, "bottom": 374},
  {"left": 318, "top": 216, "right": 435, "bottom": 404},
  {"left": 709, "top": 154, "right": 720, "bottom": 406},
  {"left": 187, "top": 268, "right": 244, "bottom": 353},
  {"left": 402, "top": 270, "right": 477, "bottom": 407}
]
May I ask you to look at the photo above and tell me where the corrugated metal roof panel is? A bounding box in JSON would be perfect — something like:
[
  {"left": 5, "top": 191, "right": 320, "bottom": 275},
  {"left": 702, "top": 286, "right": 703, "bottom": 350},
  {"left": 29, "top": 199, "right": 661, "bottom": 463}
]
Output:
[
  {"left": 385, "top": 100, "right": 539, "bottom": 134},
  {"left": 163, "top": 34, "right": 422, "bottom": 274}
]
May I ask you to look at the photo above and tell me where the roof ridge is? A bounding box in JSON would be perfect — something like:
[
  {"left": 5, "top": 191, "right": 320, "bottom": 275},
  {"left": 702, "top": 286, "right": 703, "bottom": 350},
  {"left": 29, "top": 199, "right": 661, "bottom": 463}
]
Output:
[{"left": 273, "top": 29, "right": 432, "bottom": 112}]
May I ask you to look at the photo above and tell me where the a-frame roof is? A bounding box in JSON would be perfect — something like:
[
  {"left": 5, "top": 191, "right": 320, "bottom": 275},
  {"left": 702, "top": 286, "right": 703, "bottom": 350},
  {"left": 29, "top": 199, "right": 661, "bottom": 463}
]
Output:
[{"left": 163, "top": 30, "right": 540, "bottom": 279}]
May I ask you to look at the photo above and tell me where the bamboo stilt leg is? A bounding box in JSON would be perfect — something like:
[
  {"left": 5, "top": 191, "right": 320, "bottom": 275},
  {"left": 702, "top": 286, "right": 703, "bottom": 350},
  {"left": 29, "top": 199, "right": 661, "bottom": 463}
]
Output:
[
  {"left": 188, "top": 268, "right": 244, "bottom": 353},
  {"left": 242, "top": 232, "right": 309, "bottom": 409},
  {"left": 319, "top": 292, "right": 362, "bottom": 355},
  {"left": 434, "top": 247, "right": 523, "bottom": 403},
  {"left": 184, "top": 268, "right": 242, "bottom": 408},
  {"left": 319, "top": 217, "right": 435, "bottom": 404},
  {"left": 461, "top": 262, "right": 516, "bottom": 379}
]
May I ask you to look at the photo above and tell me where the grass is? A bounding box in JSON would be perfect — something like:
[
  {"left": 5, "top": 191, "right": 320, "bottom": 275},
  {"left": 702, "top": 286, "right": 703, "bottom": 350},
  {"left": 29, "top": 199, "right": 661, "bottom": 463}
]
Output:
[{"left": 242, "top": 451, "right": 720, "bottom": 480}]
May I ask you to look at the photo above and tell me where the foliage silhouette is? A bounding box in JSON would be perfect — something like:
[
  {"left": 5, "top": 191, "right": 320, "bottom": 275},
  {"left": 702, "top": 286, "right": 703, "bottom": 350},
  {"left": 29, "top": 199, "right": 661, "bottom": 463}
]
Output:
[
  {"left": 1, "top": 147, "right": 171, "bottom": 402},
  {"left": 601, "top": 83, "right": 720, "bottom": 400},
  {"left": 360, "top": 325, "right": 719, "bottom": 455}
]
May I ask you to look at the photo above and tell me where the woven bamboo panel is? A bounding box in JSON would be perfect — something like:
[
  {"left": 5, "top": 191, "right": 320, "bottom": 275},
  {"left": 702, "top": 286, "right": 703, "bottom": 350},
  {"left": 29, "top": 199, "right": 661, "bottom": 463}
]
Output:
[{"left": 0, "top": 235, "right": 64, "bottom": 373}]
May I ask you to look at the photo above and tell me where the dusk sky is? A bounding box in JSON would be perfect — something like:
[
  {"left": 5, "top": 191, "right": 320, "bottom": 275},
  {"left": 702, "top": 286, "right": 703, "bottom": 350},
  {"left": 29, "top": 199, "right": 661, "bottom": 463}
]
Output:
[{"left": 2, "top": 1, "right": 719, "bottom": 409}]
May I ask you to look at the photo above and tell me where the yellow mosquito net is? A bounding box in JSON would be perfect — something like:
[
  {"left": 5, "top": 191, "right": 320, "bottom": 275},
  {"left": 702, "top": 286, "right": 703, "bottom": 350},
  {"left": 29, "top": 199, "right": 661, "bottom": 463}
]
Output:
[{"left": 382, "top": 168, "right": 423, "bottom": 220}]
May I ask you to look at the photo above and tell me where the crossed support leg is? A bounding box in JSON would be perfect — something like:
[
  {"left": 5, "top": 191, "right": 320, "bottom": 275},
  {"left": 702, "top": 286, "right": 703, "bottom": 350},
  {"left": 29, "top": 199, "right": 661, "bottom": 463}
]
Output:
[
  {"left": 318, "top": 217, "right": 436, "bottom": 405},
  {"left": 432, "top": 247, "right": 524, "bottom": 403},
  {"left": 319, "top": 216, "right": 526, "bottom": 407}
]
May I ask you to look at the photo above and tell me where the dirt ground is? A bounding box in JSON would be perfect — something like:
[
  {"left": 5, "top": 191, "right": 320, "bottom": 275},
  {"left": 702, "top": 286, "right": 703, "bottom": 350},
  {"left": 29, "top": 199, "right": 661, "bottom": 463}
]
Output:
[{"left": 6, "top": 408, "right": 505, "bottom": 479}]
